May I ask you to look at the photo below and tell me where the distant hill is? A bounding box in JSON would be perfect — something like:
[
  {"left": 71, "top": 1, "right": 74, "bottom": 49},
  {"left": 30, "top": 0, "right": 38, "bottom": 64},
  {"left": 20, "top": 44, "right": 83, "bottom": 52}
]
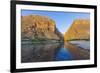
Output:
[
  {"left": 64, "top": 19, "right": 90, "bottom": 41},
  {"left": 21, "top": 15, "right": 63, "bottom": 40}
]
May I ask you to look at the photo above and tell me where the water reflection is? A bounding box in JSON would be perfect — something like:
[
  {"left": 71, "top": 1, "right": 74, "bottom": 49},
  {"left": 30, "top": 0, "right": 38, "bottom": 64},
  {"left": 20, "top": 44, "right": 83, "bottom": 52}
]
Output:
[
  {"left": 21, "top": 42, "right": 90, "bottom": 63},
  {"left": 55, "top": 47, "right": 73, "bottom": 61}
]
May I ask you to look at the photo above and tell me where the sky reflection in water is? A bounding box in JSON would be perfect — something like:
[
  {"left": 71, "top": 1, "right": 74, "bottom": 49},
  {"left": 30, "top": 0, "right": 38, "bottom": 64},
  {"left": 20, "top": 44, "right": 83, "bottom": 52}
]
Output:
[{"left": 55, "top": 47, "right": 73, "bottom": 61}]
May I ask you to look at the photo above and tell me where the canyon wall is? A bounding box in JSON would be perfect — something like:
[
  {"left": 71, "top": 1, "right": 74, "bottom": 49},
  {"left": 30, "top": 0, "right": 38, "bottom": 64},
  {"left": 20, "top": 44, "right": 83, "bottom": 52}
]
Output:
[
  {"left": 21, "top": 15, "right": 63, "bottom": 40},
  {"left": 64, "top": 19, "right": 90, "bottom": 41}
]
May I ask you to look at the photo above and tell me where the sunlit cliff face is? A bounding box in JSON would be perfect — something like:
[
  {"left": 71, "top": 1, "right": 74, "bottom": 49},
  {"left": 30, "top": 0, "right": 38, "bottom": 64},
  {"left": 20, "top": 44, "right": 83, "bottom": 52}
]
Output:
[
  {"left": 21, "top": 15, "right": 63, "bottom": 40},
  {"left": 64, "top": 19, "right": 90, "bottom": 41}
]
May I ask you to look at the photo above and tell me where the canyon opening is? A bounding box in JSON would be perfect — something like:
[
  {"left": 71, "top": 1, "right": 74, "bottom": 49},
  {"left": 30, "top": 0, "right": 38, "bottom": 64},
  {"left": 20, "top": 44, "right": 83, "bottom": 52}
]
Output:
[{"left": 21, "top": 10, "right": 90, "bottom": 63}]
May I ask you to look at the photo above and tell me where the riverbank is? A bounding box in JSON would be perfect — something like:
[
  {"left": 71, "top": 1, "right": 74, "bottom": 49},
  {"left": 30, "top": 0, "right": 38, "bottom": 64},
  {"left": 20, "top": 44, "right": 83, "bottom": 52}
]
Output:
[
  {"left": 68, "top": 40, "right": 90, "bottom": 50},
  {"left": 21, "top": 39, "right": 63, "bottom": 44}
]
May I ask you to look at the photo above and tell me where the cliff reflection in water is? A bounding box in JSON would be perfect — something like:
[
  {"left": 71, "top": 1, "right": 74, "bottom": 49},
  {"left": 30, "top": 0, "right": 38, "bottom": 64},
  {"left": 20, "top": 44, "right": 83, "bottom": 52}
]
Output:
[{"left": 21, "top": 41, "right": 90, "bottom": 63}]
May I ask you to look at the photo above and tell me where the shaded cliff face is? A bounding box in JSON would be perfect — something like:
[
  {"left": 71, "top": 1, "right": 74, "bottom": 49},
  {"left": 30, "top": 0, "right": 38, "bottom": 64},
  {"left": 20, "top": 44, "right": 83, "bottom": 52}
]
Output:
[
  {"left": 64, "top": 19, "right": 90, "bottom": 41},
  {"left": 21, "top": 15, "right": 63, "bottom": 40}
]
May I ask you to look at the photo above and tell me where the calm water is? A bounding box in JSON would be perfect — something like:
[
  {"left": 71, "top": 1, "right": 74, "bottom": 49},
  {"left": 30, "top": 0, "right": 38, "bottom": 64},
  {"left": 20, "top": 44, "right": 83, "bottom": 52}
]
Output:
[
  {"left": 21, "top": 41, "right": 90, "bottom": 63},
  {"left": 55, "top": 47, "right": 73, "bottom": 61}
]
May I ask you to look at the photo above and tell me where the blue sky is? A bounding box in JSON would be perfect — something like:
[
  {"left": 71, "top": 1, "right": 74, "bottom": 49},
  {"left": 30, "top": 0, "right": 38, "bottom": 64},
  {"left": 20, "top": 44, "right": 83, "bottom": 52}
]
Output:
[{"left": 21, "top": 10, "right": 90, "bottom": 34}]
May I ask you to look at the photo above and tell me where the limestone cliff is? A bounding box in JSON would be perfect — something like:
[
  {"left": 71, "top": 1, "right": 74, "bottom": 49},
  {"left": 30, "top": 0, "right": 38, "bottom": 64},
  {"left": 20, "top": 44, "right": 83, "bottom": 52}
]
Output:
[
  {"left": 21, "top": 15, "right": 63, "bottom": 40},
  {"left": 64, "top": 19, "right": 90, "bottom": 41}
]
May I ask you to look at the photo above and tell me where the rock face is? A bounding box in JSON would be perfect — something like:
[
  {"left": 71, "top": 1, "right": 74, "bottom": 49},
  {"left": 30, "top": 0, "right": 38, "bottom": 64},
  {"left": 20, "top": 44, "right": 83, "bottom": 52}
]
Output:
[
  {"left": 21, "top": 15, "right": 63, "bottom": 40},
  {"left": 64, "top": 19, "right": 90, "bottom": 41}
]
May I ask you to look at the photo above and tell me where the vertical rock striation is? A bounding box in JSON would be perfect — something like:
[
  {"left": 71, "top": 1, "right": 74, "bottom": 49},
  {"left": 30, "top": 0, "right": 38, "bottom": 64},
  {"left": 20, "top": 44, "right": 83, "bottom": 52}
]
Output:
[{"left": 21, "top": 15, "right": 63, "bottom": 40}]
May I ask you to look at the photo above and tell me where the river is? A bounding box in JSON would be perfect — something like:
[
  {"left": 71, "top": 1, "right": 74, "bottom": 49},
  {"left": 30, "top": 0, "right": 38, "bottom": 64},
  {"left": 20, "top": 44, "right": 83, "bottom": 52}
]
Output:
[{"left": 21, "top": 40, "right": 90, "bottom": 63}]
